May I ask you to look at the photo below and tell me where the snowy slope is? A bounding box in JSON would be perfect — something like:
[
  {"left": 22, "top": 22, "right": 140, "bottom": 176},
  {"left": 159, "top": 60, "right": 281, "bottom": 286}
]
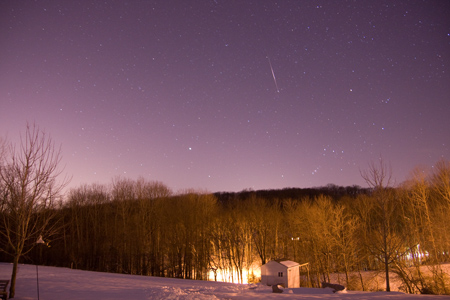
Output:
[{"left": 0, "top": 263, "right": 448, "bottom": 299}]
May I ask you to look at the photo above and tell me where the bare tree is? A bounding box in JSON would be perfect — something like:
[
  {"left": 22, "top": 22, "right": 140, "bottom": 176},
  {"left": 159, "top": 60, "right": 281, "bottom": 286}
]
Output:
[
  {"left": 0, "top": 124, "right": 68, "bottom": 298},
  {"left": 245, "top": 196, "right": 279, "bottom": 266},
  {"left": 360, "top": 158, "right": 404, "bottom": 292},
  {"left": 431, "top": 159, "right": 450, "bottom": 206},
  {"left": 329, "top": 202, "right": 359, "bottom": 288}
]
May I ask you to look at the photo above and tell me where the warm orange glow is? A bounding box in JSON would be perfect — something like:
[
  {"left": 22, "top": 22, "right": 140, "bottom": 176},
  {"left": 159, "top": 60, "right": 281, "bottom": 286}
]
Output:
[{"left": 207, "top": 265, "right": 261, "bottom": 284}]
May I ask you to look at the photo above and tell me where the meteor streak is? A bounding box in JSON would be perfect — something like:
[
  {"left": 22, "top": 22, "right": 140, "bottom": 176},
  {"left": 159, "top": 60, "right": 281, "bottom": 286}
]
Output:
[{"left": 267, "top": 56, "right": 280, "bottom": 93}]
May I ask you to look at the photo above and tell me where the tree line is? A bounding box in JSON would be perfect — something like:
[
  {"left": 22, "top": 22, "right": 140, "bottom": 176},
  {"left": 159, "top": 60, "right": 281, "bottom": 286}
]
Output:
[{"left": 1, "top": 125, "right": 450, "bottom": 296}]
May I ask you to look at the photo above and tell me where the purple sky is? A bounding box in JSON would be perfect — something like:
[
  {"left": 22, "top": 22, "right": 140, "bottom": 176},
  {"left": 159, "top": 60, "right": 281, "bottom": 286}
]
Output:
[{"left": 1, "top": 1, "right": 449, "bottom": 193}]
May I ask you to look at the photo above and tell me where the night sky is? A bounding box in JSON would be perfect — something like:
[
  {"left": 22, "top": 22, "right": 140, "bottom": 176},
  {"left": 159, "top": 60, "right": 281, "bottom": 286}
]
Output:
[{"left": 1, "top": 1, "right": 449, "bottom": 193}]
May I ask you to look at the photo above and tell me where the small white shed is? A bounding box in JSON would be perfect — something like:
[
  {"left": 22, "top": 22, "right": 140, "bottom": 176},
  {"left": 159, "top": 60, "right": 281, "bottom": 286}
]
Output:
[{"left": 260, "top": 260, "right": 300, "bottom": 288}]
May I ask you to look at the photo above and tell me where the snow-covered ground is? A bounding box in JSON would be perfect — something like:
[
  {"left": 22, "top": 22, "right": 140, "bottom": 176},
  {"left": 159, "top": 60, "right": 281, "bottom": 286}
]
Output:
[{"left": 0, "top": 263, "right": 448, "bottom": 299}]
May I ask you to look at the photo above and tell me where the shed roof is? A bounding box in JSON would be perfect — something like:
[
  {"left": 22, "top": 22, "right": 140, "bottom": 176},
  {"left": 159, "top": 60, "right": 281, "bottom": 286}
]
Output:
[
  {"left": 262, "top": 260, "right": 300, "bottom": 269},
  {"left": 278, "top": 260, "right": 299, "bottom": 268}
]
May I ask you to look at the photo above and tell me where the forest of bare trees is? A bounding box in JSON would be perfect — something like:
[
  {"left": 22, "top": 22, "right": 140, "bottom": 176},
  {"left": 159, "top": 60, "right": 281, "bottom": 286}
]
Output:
[
  {"left": 1, "top": 127, "right": 450, "bottom": 295},
  {"left": 3, "top": 165, "right": 449, "bottom": 294}
]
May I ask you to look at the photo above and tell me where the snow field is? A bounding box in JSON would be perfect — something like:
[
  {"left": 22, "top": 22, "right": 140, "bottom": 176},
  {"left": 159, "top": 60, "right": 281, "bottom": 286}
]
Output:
[{"left": 0, "top": 263, "right": 448, "bottom": 299}]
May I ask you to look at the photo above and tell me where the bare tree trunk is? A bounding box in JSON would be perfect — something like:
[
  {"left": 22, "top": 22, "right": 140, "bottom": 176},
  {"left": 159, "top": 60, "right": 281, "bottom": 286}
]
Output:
[
  {"left": 384, "top": 252, "right": 390, "bottom": 292},
  {"left": 9, "top": 255, "right": 19, "bottom": 298}
]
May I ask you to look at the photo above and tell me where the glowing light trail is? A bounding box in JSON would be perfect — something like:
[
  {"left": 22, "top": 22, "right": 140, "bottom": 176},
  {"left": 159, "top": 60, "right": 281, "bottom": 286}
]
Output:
[{"left": 267, "top": 56, "right": 280, "bottom": 93}]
